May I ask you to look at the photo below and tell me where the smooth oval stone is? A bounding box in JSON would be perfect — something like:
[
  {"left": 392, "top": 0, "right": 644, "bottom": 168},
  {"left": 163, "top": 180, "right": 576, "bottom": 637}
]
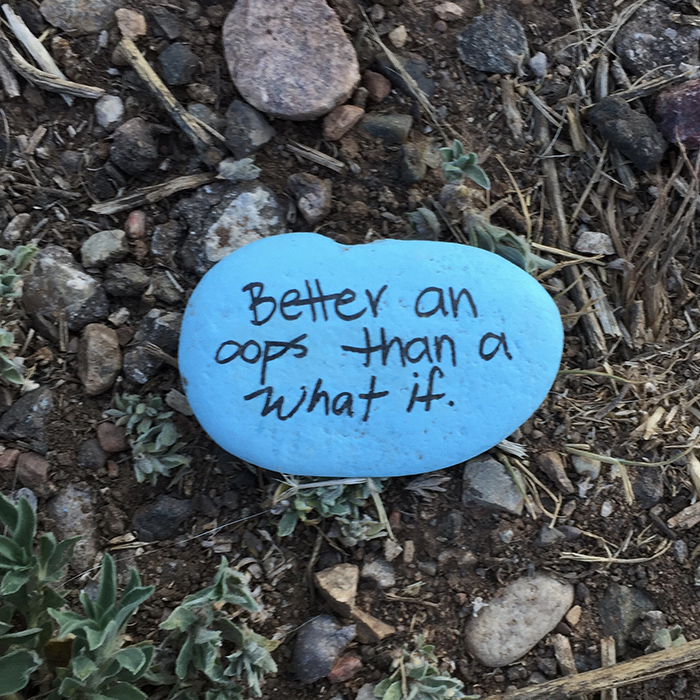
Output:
[{"left": 179, "top": 233, "right": 563, "bottom": 477}]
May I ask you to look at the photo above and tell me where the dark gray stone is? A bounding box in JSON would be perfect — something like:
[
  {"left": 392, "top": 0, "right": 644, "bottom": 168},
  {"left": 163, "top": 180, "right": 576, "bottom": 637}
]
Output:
[
  {"left": 629, "top": 610, "right": 667, "bottom": 646},
  {"left": 437, "top": 509, "right": 462, "bottom": 540},
  {"left": 158, "top": 42, "right": 200, "bottom": 86},
  {"left": 632, "top": 466, "right": 664, "bottom": 509},
  {"left": 588, "top": 97, "right": 667, "bottom": 171},
  {"left": 18, "top": 1, "right": 46, "bottom": 35},
  {"left": 458, "top": 10, "right": 528, "bottom": 74},
  {"left": 22, "top": 245, "right": 108, "bottom": 332},
  {"left": 151, "top": 220, "right": 183, "bottom": 263},
  {"left": 655, "top": 79, "right": 700, "bottom": 149},
  {"left": 122, "top": 346, "right": 163, "bottom": 385},
  {"left": 150, "top": 6, "right": 181, "bottom": 39},
  {"left": 399, "top": 143, "right": 427, "bottom": 184},
  {"left": 534, "top": 524, "right": 566, "bottom": 548},
  {"left": 110, "top": 118, "right": 159, "bottom": 176},
  {"left": 615, "top": 1, "right": 700, "bottom": 77},
  {"left": 599, "top": 583, "right": 655, "bottom": 655},
  {"left": 375, "top": 53, "right": 435, "bottom": 97},
  {"left": 293, "top": 615, "right": 356, "bottom": 683},
  {"left": 133, "top": 495, "right": 193, "bottom": 541},
  {"left": 133, "top": 309, "right": 181, "bottom": 354},
  {"left": 0, "top": 388, "right": 53, "bottom": 442},
  {"left": 104, "top": 263, "right": 151, "bottom": 298},
  {"left": 224, "top": 100, "right": 275, "bottom": 159},
  {"left": 188, "top": 103, "right": 225, "bottom": 133},
  {"left": 47, "top": 486, "right": 98, "bottom": 566},
  {"left": 462, "top": 456, "right": 524, "bottom": 515},
  {"left": 76, "top": 438, "right": 108, "bottom": 471},
  {"left": 362, "top": 114, "right": 413, "bottom": 144},
  {"left": 150, "top": 270, "right": 183, "bottom": 305}
]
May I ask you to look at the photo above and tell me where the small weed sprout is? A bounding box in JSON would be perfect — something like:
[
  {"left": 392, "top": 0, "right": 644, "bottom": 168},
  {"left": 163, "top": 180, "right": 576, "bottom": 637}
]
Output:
[
  {"left": 272, "top": 477, "right": 388, "bottom": 545},
  {"left": 375, "top": 634, "right": 477, "bottom": 700},
  {"left": 105, "top": 393, "right": 190, "bottom": 485},
  {"left": 0, "top": 244, "right": 38, "bottom": 299},
  {"left": 150, "top": 557, "right": 278, "bottom": 700},
  {"left": 439, "top": 140, "right": 490, "bottom": 190}
]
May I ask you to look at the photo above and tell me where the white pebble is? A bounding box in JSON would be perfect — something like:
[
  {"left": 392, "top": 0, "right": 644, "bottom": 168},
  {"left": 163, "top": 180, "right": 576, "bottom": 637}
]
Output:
[
  {"left": 95, "top": 94, "right": 124, "bottom": 131},
  {"left": 601, "top": 500, "right": 613, "bottom": 517},
  {"left": 388, "top": 25, "right": 408, "bottom": 48},
  {"left": 529, "top": 51, "right": 548, "bottom": 79}
]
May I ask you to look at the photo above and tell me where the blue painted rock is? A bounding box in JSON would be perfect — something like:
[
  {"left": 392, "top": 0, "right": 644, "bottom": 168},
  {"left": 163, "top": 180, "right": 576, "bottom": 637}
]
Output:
[{"left": 179, "top": 233, "right": 563, "bottom": 477}]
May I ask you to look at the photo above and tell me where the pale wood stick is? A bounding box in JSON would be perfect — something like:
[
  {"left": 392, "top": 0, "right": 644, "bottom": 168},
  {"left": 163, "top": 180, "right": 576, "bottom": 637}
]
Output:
[
  {"left": 2, "top": 4, "right": 72, "bottom": 105},
  {"left": 0, "top": 50, "right": 19, "bottom": 97},
  {"left": 118, "top": 37, "right": 214, "bottom": 155},
  {"left": 552, "top": 634, "right": 590, "bottom": 700},
  {"left": 601, "top": 636, "right": 618, "bottom": 700},
  {"left": 481, "top": 638, "right": 700, "bottom": 699},
  {"left": 88, "top": 172, "right": 216, "bottom": 215},
  {"left": 0, "top": 29, "right": 104, "bottom": 99}
]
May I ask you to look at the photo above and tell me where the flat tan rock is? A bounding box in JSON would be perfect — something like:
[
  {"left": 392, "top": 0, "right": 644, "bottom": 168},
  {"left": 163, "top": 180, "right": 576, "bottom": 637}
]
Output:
[
  {"left": 351, "top": 607, "right": 395, "bottom": 643},
  {"left": 314, "top": 563, "right": 359, "bottom": 616},
  {"left": 222, "top": 0, "right": 360, "bottom": 120}
]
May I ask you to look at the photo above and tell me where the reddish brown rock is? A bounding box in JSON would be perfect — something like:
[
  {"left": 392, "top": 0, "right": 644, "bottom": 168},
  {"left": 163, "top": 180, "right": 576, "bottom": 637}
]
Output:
[
  {"left": 17, "top": 452, "right": 49, "bottom": 489},
  {"left": 0, "top": 448, "right": 20, "bottom": 471},
  {"left": 115, "top": 8, "right": 147, "bottom": 39},
  {"left": 97, "top": 423, "right": 128, "bottom": 453},
  {"left": 323, "top": 105, "right": 364, "bottom": 141},
  {"left": 78, "top": 324, "right": 122, "bottom": 396},
  {"left": 362, "top": 70, "right": 391, "bottom": 103},
  {"left": 222, "top": 0, "right": 360, "bottom": 120},
  {"left": 327, "top": 653, "right": 362, "bottom": 683},
  {"left": 655, "top": 79, "right": 700, "bottom": 149}
]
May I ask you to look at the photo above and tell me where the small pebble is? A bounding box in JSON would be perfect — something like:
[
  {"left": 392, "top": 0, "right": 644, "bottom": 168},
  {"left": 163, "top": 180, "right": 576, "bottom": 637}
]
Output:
[
  {"left": 601, "top": 500, "right": 613, "bottom": 517},
  {"left": 388, "top": 25, "right": 408, "bottom": 48},
  {"left": 434, "top": 2, "right": 464, "bottom": 21},
  {"left": 529, "top": 51, "right": 548, "bottom": 78},
  {"left": 94, "top": 94, "right": 124, "bottom": 131},
  {"left": 115, "top": 8, "right": 147, "bottom": 39}
]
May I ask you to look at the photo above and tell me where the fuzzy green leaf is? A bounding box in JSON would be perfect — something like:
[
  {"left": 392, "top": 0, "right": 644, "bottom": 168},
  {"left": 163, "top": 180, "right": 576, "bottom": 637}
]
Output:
[
  {"left": 0, "top": 492, "right": 18, "bottom": 531},
  {"left": 377, "top": 680, "right": 402, "bottom": 700},
  {"left": 0, "top": 648, "right": 41, "bottom": 694},
  {"left": 14, "top": 498, "right": 37, "bottom": 556},
  {"left": 1, "top": 569, "right": 31, "bottom": 595},
  {"left": 96, "top": 553, "right": 118, "bottom": 615},
  {"left": 160, "top": 605, "right": 198, "bottom": 633},
  {"left": 277, "top": 510, "right": 299, "bottom": 537},
  {"left": 463, "top": 164, "right": 491, "bottom": 190},
  {"left": 72, "top": 653, "right": 99, "bottom": 681},
  {"left": 101, "top": 683, "right": 148, "bottom": 700},
  {"left": 46, "top": 536, "right": 80, "bottom": 579}
]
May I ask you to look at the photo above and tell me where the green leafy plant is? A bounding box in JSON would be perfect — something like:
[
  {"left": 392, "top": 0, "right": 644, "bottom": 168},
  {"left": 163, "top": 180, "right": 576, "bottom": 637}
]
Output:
[
  {"left": 272, "top": 477, "right": 388, "bottom": 544},
  {"left": 105, "top": 394, "right": 190, "bottom": 485},
  {"left": 0, "top": 244, "right": 38, "bottom": 299},
  {"left": 0, "top": 327, "right": 23, "bottom": 386},
  {"left": 463, "top": 212, "right": 554, "bottom": 275},
  {"left": 375, "top": 635, "right": 477, "bottom": 700},
  {"left": 0, "top": 491, "right": 79, "bottom": 696},
  {"left": 149, "top": 557, "right": 277, "bottom": 700},
  {"left": 48, "top": 554, "right": 155, "bottom": 700},
  {"left": 439, "top": 140, "right": 490, "bottom": 190}
]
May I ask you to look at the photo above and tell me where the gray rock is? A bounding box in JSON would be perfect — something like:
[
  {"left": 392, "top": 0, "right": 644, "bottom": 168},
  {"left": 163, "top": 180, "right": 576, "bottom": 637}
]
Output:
[
  {"left": 13, "top": 487, "right": 38, "bottom": 511},
  {"left": 158, "top": 42, "right": 200, "bottom": 86},
  {"left": 356, "top": 684, "right": 377, "bottom": 700},
  {"left": 103, "top": 263, "right": 150, "bottom": 298},
  {"left": 224, "top": 100, "right": 275, "bottom": 159},
  {"left": 223, "top": 0, "right": 360, "bottom": 120},
  {"left": 95, "top": 95, "right": 124, "bottom": 131},
  {"left": 76, "top": 438, "right": 107, "bottom": 471},
  {"left": 437, "top": 509, "right": 462, "bottom": 540},
  {"left": 23, "top": 245, "right": 108, "bottom": 331},
  {"left": 17, "top": 2, "right": 46, "bottom": 35},
  {"left": 41, "top": 0, "right": 119, "bottom": 34},
  {"left": 536, "top": 452, "right": 574, "bottom": 495},
  {"left": 462, "top": 456, "right": 525, "bottom": 516},
  {"left": 133, "top": 495, "right": 193, "bottom": 541},
  {"left": 399, "top": 143, "right": 427, "bottom": 184},
  {"left": 615, "top": 0, "right": 700, "bottom": 77},
  {"left": 574, "top": 231, "right": 615, "bottom": 256},
  {"left": 629, "top": 610, "right": 667, "bottom": 646},
  {"left": 599, "top": 583, "right": 655, "bottom": 655},
  {"left": 465, "top": 574, "right": 574, "bottom": 667},
  {"left": 458, "top": 9, "right": 528, "bottom": 74},
  {"left": 47, "top": 486, "right": 98, "bottom": 566},
  {"left": 150, "top": 6, "right": 181, "bottom": 40},
  {"left": 188, "top": 103, "right": 225, "bottom": 133},
  {"left": 0, "top": 388, "right": 53, "bottom": 441},
  {"left": 81, "top": 229, "right": 128, "bottom": 268},
  {"left": 361, "top": 559, "right": 395, "bottom": 589},
  {"left": 1, "top": 213, "right": 31, "bottom": 245},
  {"left": 123, "top": 309, "right": 181, "bottom": 384},
  {"left": 288, "top": 173, "right": 332, "bottom": 226},
  {"left": 632, "top": 466, "right": 664, "bottom": 509},
  {"left": 110, "top": 118, "right": 159, "bottom": 176},
  {"left": 529, "top": 51, "right": 548, "bottom": 79},
  {"left": 571, "top": 454, "right": 601, "bottom": 479},
  {"left": 375, "top": 53, "right": 435, "bottom": 97},
  {"left": 674, "top": 539, "right": 689, "bottom": 564},
  {"left": 588, "top": 97, "right": 667, "bottom": 171},
  {"left": 77, "top": 324, "right": 121, "bottom": 396},
  {"left": 293, "top": 615, "right": 356, "bottom": 683},
  {"left": 149, "top": 270, "right": 183, "bottom": 305},
  {"left": 151, "top": 220, "right": 183, "bottom": 263},
  {"left": 179, "top": 181, "right": 285, "bottom": 277},
  {"left": 533, "top": 524, "right": 566, "bottom": 548},
  {"left": 655, "top": 78, "right": 700, "bottom": 149},
  {"left": 362, "top": 114, "right": 413, "bottom": 144}
]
